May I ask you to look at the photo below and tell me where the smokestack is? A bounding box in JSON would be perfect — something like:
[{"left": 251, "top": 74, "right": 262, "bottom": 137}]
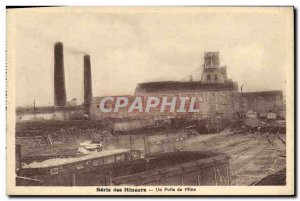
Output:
[
  {"left": 189, "top": 75, "right": 193, "bottom": 82},
  {"left": 84, "top": 55, "right": 92, "bottom": 113},
  {"left": 54, "top": 42, "right": 67, "bottom": 106}
]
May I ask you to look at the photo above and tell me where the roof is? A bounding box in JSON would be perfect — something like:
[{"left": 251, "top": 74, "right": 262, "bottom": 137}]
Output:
[
  {"left": 23, "top": 149, "right": 130, "bottom": 169},
  {"left": 242, "top": 90, "right": 283, "bottom": 96},
  {"left": 135, "top": 80, "right": 237, "bottom": 93},
  {"left": 16, "top": 105, "right": 85, "bottom": 115}
]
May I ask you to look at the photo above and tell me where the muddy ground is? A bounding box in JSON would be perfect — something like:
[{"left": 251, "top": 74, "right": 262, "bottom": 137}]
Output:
[
  {"left": 185, "top": 130, "right": 286, "bottom": 185},
  {"left": 16, "top": 121, "right": 286, "bottom": 186}
]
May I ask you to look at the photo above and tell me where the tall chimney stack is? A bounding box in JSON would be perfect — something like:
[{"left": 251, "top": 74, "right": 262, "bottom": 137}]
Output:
[
  {"left": 54, "top": 42, "right": 67, "bottom": 106},
  {"left": 83, "top": 55, "right": 92, "bottom": 113}
]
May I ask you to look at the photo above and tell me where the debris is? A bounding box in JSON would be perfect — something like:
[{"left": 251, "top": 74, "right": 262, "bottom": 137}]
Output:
[
  {"left": 78, "top": 140, "right": 104, "bottom": 154},
  {"left": 41, "top": 132, "right": 53, "bottom": 146}
]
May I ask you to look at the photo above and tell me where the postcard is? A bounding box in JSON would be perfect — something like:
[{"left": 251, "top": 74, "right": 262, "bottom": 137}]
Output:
[{"left": 6, "top": 6, "right": 294, "bottom": 195}]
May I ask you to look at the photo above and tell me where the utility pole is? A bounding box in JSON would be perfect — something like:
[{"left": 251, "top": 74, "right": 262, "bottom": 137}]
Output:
[
  {"left": 240, "top": 84, "right": 244, "bottom": 118},
  {"left": 33, "top": 99, "right": 36, "bottom": 120}
]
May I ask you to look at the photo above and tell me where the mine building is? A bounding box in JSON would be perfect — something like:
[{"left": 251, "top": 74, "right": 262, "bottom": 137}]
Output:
[
  {"left": 16, "top": 44, "right": 285, "bottom": 123},
  {"left": 237, "top": 90, "right": 285, "bottom": 119},
  {"left": 91, "top": 52, "right": 239, "bottom": 121},
  {"left": 90, "top": 52, "right": 285, "bottom": 121}
]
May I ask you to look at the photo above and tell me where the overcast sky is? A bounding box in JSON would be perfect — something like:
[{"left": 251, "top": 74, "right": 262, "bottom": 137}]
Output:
[{"left": 8, "top": 7, "right": 293, "bottom": 107}]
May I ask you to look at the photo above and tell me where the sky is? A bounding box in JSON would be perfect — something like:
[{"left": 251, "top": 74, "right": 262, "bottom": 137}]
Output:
[{"left": 8, "top": 7, "right": 293, "bottom": 107}]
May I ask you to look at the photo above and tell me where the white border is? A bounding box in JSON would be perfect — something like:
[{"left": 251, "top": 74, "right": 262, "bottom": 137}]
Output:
[{"left": 1, "top": 1, "right": 298, "bottom": 200}]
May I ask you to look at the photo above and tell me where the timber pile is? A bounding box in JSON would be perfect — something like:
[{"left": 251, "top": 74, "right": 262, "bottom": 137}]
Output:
[{"left": 22, "top": 149, "right": 129, "bottom": 169}]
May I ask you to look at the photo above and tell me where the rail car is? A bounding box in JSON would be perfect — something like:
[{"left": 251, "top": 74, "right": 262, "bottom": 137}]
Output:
[{"left": 17, "top": 150, "right": 231, "bottom": 186}]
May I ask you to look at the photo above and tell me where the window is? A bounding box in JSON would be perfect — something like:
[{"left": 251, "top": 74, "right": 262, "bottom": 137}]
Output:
[
  {"left": 207, "top": 74, "right": 211, "bottom": 81},
  {"left": 209, "top": 93, "right": 216, "bottom": 102},
  {"left": 222, "top": 93, "right": 227, "bottom": 102},
  {"left": 210, "top": 104, "right": 217, "bottom": 113},
  {"left": 214, "top": 74, "right": 218, "bottom": 82}
]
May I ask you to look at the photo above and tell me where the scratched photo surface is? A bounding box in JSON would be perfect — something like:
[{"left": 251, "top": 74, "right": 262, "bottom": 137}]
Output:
[{"left": 6, "top": 7, "right": 294, "bottom": 195}]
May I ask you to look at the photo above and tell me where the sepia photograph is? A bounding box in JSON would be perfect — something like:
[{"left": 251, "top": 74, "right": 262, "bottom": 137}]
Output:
[{"left": 6, "top": 6, "right": 294, "bottom": 195}]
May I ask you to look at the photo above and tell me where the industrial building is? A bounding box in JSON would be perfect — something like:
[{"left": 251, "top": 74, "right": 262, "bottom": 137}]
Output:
[
  {"left": 16, "top": 43, "right": 285, "bottom": 123},
  {"left": 237, "top": 90, "right": 285, "bottom": 119},
  {"left": 90, "top": 52, "right": 285, "bottom": 121}
]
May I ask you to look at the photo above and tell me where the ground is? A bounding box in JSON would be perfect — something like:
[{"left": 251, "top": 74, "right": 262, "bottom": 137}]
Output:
[
  {"left": 185, "top": 130, "right": 286, "bottom": 185},
  {"left": 16, "top": 121, "right": 286, "bottom": 186}
]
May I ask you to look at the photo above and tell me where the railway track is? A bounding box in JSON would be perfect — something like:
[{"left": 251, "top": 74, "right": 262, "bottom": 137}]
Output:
[
  {"left": 251, "top": 131, "right": 286, "bottom": 185},
  {"left": 227, "top": 130, "right": 286, "bottom": 185}
]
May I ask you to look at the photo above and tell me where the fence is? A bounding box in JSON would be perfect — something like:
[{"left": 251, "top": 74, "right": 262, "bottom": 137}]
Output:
[
  {"left": 112, "top": 155, "right": 230, "bottom": 186},
  {"left": 112, "top": 119, "right": 155, "bottom": 133},
  {"left": 17, "top": 151, "right": 231, "bottom": 186},
  {"left": 102, "top": 133, "right": 188, "bottom": 157}
]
